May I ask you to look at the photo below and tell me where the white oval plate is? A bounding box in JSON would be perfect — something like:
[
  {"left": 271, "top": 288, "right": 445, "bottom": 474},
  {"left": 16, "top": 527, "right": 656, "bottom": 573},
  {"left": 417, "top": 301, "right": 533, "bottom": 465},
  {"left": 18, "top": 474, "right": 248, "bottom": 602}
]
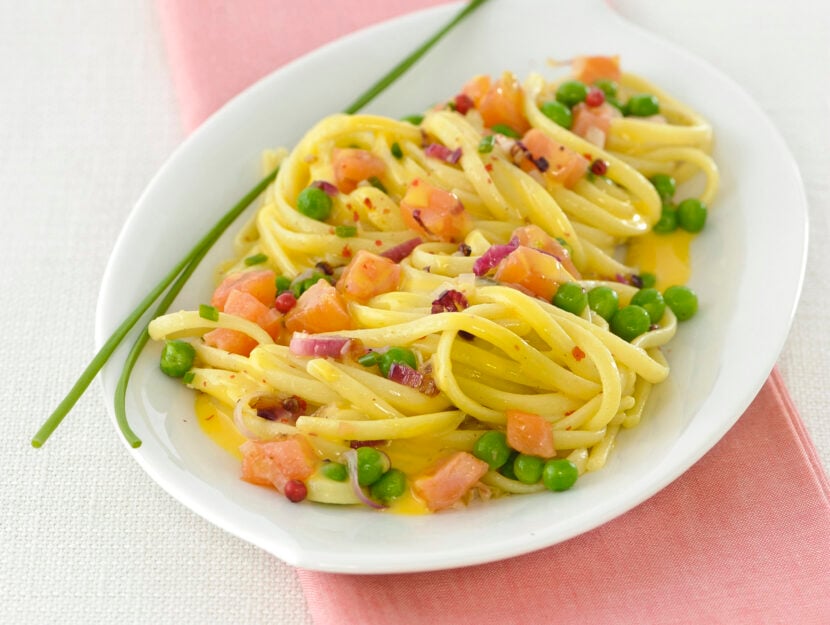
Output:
[{"left": 96, "top": 0, "right": 807, "bottom": 573}]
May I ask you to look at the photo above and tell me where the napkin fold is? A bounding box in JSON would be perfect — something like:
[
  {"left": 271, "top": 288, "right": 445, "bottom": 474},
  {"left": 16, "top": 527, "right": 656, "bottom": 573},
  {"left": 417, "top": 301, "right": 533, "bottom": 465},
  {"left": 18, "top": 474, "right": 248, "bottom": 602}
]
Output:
[{"left": 156, "top": 2, "right": 830, "bottom": 623}]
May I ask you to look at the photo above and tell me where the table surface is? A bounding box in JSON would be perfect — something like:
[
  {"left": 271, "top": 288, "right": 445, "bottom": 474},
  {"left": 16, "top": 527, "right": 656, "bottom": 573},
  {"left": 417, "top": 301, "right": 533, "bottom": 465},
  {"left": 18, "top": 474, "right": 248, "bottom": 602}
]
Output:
[{"left": 2, "top": 1, "right": 828, "bottom": 623}]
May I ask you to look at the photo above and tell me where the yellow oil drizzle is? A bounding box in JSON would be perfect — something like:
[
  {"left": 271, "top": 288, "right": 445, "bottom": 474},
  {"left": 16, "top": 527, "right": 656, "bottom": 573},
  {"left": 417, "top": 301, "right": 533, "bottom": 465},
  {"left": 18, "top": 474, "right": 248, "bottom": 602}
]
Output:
[
  {"left": 626, "top": 230, "right": 695, "bottom": 290},
  {"left": 195, "top": 394, "right": 246, "bottom": 460}
]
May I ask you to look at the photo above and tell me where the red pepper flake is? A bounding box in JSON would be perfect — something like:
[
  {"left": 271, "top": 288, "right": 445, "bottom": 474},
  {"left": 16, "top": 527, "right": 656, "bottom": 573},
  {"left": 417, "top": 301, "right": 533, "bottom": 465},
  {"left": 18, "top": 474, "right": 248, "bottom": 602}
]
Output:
[
  {"left": 412, "top": 179, "right": 420, "bottom": 187},
  {"left": 363, "top": 197, "right": 372, "bottom": 208},
  {"left": 484, "top": 163, "right": 493, "bottom": 172},
  {"left": 583, "top": 153, "right": 593, "bottom": 161},
  {"left": 374, "top": 239, "right": 383, "bottom": 247},
  {"left": 352, "top": 211, "right": 360, "bottom": 222},
  {"left": 350, "top": 440, "right": 386, "bottom": 449},
  {"left": 205, "top": 415, "right": 214, "bottom": 421},
  {"left": 342, "top": 245, "right": 353, "bottom": 258},
  {"left": 564, "top": 409, "right": 574, "bottom": 416},
  {"left": 572, "top": 346, "right": 586, "bottom": 361}
]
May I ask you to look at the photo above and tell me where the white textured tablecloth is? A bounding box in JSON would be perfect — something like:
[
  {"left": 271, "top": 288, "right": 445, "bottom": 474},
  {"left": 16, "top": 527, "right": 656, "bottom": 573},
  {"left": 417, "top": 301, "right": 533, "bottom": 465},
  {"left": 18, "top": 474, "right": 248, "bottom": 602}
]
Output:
[{"left": 2, "top": 1, "right": 827, "bottom": 623}]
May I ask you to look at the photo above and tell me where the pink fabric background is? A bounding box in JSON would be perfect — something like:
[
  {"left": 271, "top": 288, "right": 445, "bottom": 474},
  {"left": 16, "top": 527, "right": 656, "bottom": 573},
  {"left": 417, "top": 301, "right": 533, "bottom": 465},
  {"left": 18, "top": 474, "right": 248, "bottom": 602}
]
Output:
[{"left": 157, "top": 2, "right": 830, "bottom": 623}]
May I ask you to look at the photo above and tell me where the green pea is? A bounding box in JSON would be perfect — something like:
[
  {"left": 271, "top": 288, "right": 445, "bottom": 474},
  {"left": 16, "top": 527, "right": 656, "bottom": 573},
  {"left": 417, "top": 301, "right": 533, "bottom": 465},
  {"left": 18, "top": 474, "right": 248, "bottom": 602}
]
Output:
[
  {"left": 630, "top": 288, "right": 666, "bottom": 324},
  {"left": 539, "top": 100, "right": 573, "bottom": 129},
  {"left": 639, "top": 272, "right": 657, "bottom": 289},
  {"left": 275, "top": 275, "right": 291, "bottom": 294},
  {"left": 556, "top": 80, "right": 588, "bottom": 107},
  {"left": 513, "top": 454, "right": 545, "bottom": 485},
  {"left": 160, "top": 340, "right": 195, "bottom": 378},
  {"left": 370, "top": 468, "right": 407, "bottom": 503},
  {"left": 542, "top": 458, "right": 579, "bottom": 492},
  {"left": 663, "top": 285, "right": 698, "bottom": 321},
  {"left": 587, "top": 286, "right": 619, "bottom": 322},
  {"left": 677, "top": 198, "right": 707, "bottom": 233},
  {"left": 498, "top": 451, "right": 519, "bottom": 480},
  {"left": 553, "top": 282, "right": 588, "bottom": 315},
  {"left": 473, "top": 431, "right": 512, "bottom": 470},
  {"left": 296, "top": 186, "right": 332, "bottom": 221},
  {"left": 356, "top": 446, "right": 388, "bottom": 486},
  {"left": 650, "top": 174, "right": 676, "bottom": 201},
  {"left": 593, "top": 78, "right": 618, "bottom": 97},
  {"left": 625, "top": 93, "right": 660, "bottom": 117},
  {"left": 610, "top": 305, "right": 651, "bottom": 341},
  {"left": 321, "top": 462, "right": 348, "bottom": 482},
  {"left": 653, "top": 205, "right": 678, "bottom": 234},
  {"left": 377, "top": 347, "right": 417, "bottom": 378}
]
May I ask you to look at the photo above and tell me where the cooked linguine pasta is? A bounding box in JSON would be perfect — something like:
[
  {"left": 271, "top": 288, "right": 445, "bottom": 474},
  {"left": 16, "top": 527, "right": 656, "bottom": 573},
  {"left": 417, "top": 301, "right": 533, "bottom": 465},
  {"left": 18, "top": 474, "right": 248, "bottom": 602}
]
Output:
[{"left": 149, "top": 56, "right": 717, "bottom": 513}]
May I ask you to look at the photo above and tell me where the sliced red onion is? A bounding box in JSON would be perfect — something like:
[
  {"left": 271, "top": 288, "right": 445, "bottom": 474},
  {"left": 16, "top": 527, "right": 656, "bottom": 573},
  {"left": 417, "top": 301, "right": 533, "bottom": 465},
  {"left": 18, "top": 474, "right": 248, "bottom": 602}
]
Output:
[
  {"left": 425, "top": 143, "right": 462, "bottom": 164},
  {"left": 473, "top": 240, "right": 518, "bottom": 276},
  {"left": 289, "top": 332, "right": 352, "bottom": 358},
  {"left": 349, "top": 439, "right": 386, "bottom": 449},
  {"left": 343, "top": 449, "right": 387, "bottom": 510},
  {"left": 431, "top": 289, "right": 468, "bottom": 314},
  {"left": 310, "top": 180, "right": 338, "bottom": 196},
  {"left": 380, "top": 237, "right": 422, "bottom": 263},
  {"left": 256, "top": 404, "right": 293, "bottom": 422},
  {"left": 387, "top": 362, "right": 424, "bottom": 389}
]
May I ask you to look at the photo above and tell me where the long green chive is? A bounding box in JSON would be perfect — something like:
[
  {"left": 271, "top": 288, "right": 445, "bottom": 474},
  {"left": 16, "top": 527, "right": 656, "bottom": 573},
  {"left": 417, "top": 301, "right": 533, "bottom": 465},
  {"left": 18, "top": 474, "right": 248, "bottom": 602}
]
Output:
[
  {"left": 32, "top": 0, "right": 490, "bottom": 448},
  {"left": 244, "top": 253, "right": 268, "bottom": 266}
]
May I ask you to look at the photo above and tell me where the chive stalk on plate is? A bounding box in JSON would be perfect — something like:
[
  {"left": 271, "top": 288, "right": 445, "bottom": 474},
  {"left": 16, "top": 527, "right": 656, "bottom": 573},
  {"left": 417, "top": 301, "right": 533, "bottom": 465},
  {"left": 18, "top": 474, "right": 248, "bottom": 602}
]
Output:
[{"left": 31, "top": 0, "right": 490, "bottom": 449}]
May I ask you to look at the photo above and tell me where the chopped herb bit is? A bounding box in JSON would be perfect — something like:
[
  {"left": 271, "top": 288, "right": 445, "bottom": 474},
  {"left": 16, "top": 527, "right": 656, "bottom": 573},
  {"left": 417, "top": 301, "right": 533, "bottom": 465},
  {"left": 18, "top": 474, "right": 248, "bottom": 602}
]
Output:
[
  {"left": 244, "top": 253, "right": 268, "bottom": 266},
  {"left": 367, "top": 176, "right": 387, "bottom": 193},
  {"left": 182, "top": 371, "right": 195, "bottom": 384},
  {"left": 401, "top": 114, "right": 424, "bottom": 125},
  {"left": 491, "top": 123, "right": 520, "bottom": 138},
  {"left": 198, "top": 304, "right": 219, "bottom": 322},
  {"left": 478, "top": 135, "right": 496, "bottom": 153},
  {"left": 358, "top": 351, "right": 380, "bottom": 367},
  {"left": 334, "top": 226, "right": 357, "bottom": 239},
  {"left": 335, "top": 225, "right": 358, "bottom": 238},
  {"left": 390, "top": 142, "right": 403, "bottom": 159}
]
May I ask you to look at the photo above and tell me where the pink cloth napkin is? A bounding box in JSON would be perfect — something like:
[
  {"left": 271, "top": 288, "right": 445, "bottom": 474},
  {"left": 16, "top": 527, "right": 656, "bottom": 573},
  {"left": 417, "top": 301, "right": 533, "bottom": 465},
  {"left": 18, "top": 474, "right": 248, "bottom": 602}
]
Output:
[{"left": 157, "top": 2, "right": 830, "bottom": 623}]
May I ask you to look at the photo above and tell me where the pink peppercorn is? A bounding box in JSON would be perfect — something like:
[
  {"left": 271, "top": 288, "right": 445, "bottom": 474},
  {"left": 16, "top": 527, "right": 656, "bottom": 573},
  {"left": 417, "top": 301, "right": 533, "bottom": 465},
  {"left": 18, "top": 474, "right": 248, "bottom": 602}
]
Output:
[
  {"left": 274, "top": 291, "right": 297, "bottom": 313},
  {"left": 284, "top": 480, "right": 307, "bottom": 503},
  {"left": 585, "top": 87, "right": 605, "bottom": 107},
  {"left": 590, "top": 159, "right": 609, "bottom": 176},
  {"left": 454, "top": 93, "right": 474, "bottom": 115}
]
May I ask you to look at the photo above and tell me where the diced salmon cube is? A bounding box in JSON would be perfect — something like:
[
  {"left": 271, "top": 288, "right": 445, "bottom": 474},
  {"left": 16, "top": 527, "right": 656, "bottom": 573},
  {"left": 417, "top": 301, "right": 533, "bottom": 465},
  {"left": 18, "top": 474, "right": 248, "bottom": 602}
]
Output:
[
  {"left": 461, "top": 74, "right": 491, "bottom": 107},
  {"left": 336, "top": 250, "right": 402, "bottom": 302},
  {"left": 400, "top": 178, "right": 470, "bottom": 243},
  {"left": 211, "top": 269, "right": 277, "bottom": 311},
  {"left": 506, "top": 410, "right": 555, "bottom": 458},
  {"left": 478, "top": 71, "right": 530, "bottom": 134},
  {"left": 511, "top": 225, "right": 581, "bottom": 279},
  {"left": 204, "top": 289, "right": 282, "bottom": 356},
  {"left": 571, "top": 55, "right": 621, "bottom": 85},
  {"left": 493, "top": 246, "right": 571, "bottom": 301},
  {"left": 332, "top": 148, "right": 386, "bottom": 194},
  {"left": 571, "top": 102, "right": 622, "bottom": 148},
  {"left": 240, "top": 436, "right": 317, "bottom": 493},
  {"left": 521, "top": 128, "right": 588, "bottom": 188},
  {"left": 412, "top": 451, "right": 489, "bottom": 512},
  {"left": 284, "top": 279, "right": 353, "bottom": 334}
]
